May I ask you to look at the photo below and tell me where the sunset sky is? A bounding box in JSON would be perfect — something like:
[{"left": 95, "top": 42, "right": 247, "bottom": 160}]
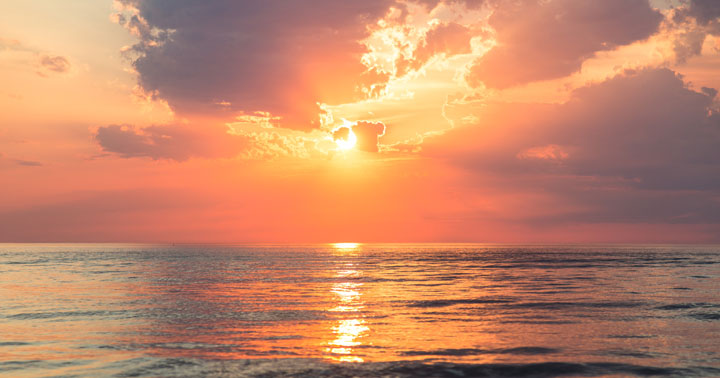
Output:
[{"left": 2, "top": 0, "right": 720, "bottom": 243}]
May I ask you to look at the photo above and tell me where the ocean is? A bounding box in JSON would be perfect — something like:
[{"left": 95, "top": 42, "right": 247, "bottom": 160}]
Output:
[{"left": 1, "top": 244, "right": 719, "bottom": 377}]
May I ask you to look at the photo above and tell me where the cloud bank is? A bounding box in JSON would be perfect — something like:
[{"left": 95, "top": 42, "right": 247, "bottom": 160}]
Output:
[
  {"left": 114, "top": 0, "right": 401, "bottom": 129},
  {"left": 426, "top": 68, "right": 720, "bottom": 224},
  {"left": 95, "top": 124, "right": 250, "bottom": 161}
]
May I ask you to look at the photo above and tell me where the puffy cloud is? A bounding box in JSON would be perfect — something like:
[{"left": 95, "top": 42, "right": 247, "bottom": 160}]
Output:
[
  {"left": 331, "top": 121, "right": 387, "bottom": 152},
  {"left": 332, "top": 127, "right": 351, "bottom": 143},
  {"left": 114, "top": 0, "right": 401, "bottom": 130},
  {"left": 466, "top": 0, "right": 662, "bottom": 88},
  {"left": 397, "top": 22, "right": 475, "bottom": 74},
  {"left": 95, "top": 124, "right": 251, "bottom": 161},
  {"left": 353, "top": 121, "right": 387, "bottom": 152},
  {"left": 425, "top": 68, "right": 720, "bottom": 223}
]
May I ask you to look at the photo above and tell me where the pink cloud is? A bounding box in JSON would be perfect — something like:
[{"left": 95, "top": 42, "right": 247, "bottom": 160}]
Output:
[{"left": 466, "top": 0, "right": 662, "bottom": 88}]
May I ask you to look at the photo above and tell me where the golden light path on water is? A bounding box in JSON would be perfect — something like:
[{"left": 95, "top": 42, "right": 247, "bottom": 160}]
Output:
[{"left": 326, "top": 243, "right": 368, "bottom": 362}]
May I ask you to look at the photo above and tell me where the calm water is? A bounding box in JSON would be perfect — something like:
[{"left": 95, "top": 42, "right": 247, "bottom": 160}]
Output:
[{"left": 1, "top": 244, "right": 719, "bottom": 377}]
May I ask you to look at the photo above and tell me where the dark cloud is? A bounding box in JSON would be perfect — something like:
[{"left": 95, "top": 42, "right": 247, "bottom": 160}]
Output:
[
  {"left": 466, "top": 0, "right": 662, "bottom": 88},
  {"left": 425, "top": 68, "right": 720, "bottom": 223},
  {"left": 676, "top": 0, "right": 720, "bottom": 27},
  {"left": 701, "top": 86, "right": 718, "bottom": 98},
  {"left": 671, "top": 0, "right": 720, "bottom": 63},
  {"left": 353, "top": 121, "right": 386, "bottom": 152},
  {"left": 95, "top": 124, "right": 250, "bottom": 161},
  {"left": 116, "top": 0, "right": 400, "bottom": 129}
]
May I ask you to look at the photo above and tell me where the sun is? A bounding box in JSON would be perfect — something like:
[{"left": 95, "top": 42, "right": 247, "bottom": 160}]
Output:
[
  {"left": 333, "top": 242, "right": 359, "bottom": 249},
  {"left": 332, "top": 119, "right": 357, "bottom": 151},
  {"left": 335, "top": 130, "right": 357, "bottom": 151}
]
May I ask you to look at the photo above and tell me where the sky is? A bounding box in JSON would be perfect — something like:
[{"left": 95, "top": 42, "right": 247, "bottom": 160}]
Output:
[{"left": 1, "top": 0, "right": 720, "bottom": 243}]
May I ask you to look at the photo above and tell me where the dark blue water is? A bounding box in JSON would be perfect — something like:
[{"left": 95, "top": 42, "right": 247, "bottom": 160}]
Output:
[{"left": 1, "top": 244, "right": 719, "bottom": 377}]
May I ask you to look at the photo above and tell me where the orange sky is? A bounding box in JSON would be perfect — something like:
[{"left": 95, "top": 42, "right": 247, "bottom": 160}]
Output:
[{"left": 2, "top": 0, "right": 720, "bottom": 243}]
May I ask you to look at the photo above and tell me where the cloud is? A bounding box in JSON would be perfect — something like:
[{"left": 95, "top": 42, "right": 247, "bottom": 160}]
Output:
[
  {"left": 330, "top": 121, "right": 386, "bottom": 152},
  {"left": 95, "top": 124, "right": 251, "bottom": 161},
  {"left": 353, "top": 121, "right": 387, "bottom": 152},
  {"left": 424, "top": 68, "right": 720, "bottom": 223},
  {"left": 332, "top": 127, "right": 351, "bottom": 143},
  {"left": 95, "top": 122, "right": 332, "bottom": 161},
  {"left": 397, "top": 22, "right": 475, "bottom": 74},
  {"left": 0, "top": 152, "right": 42, "bottom": 168},
  {"left": 0, "top": 37, "right": 35, "bottom": 53},
  {"left": 465, "top": 0, "right": 662, "bottom": 89},
  {"left": 675, "top": 0, "right": 720, "bottom": 27},
  {"left": 670, "top": 0, "right": 720, "bottom": 63},
  {"left": 14, "top": 159, "right": 43, "bottom": 167},
  {"left": 0, "top": 38, "right": 71, "bottom": 76},
  {"left": 114, "top": 0, "right": 401, "bottom": 130},
  {"left": 517, "top": 144, "right": 568, "bottom": 161},
  {"left": 39, "top": 55, "right": 71, "bottom": 73}
]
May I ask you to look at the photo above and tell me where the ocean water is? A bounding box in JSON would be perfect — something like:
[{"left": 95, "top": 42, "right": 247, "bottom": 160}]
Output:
[{"left": 1, "top": 244, "right": 719, "bottom": 377}]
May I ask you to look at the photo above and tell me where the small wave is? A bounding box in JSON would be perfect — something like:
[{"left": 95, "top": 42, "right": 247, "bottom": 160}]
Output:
[
  {"left": 509, "top": 301, "right": 645, "bottom": 310},
  {"left": 111, "top": 358, "right": 716, "bottom": 377},
  {"left": 0, "top": 359, "right": 88, "bottom": 373},
  {"left": 7, "top": 310, "right": 126, "bottom": 320},
  {"left": 601, "top": 349, "right": 658, "bottom": 359},
  {"left": 407, "top": 298, "right": 513, "bottom": 308},
  {"left": 401, "top": 347, "right": 559, "bottom": 356},
  {"left": 607, "top": 334, "right": 656, "bottom": 339},
  {"left": 689, "top": 312, "right": 720, "bottom": 321},
  {"left": 654, "top": 303, "right": 719, "bottom": 310}
]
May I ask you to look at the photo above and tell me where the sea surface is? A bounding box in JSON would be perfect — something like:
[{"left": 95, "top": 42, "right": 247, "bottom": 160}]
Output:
[{"left": 1, "top": 244, "right": 719, "bottom": 377}]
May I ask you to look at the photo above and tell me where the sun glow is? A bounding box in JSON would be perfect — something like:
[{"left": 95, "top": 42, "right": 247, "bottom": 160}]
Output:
[
  {"left": 332, "top": 119, "right": 358, "bottom": 151},
  {"left": 333, "top": 242, "right": 359, "bottom": 249},
  {"left": 335, "top": 130, "right": 357, "bottom": 151}
]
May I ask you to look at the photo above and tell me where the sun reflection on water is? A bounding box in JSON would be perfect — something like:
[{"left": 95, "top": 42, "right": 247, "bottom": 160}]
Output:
[
  {"left": 325, "top": 263, "right": 368, "bottom": 362},
  {"left": 332, "top": 242, "right": 360, "bottom": 250}
]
